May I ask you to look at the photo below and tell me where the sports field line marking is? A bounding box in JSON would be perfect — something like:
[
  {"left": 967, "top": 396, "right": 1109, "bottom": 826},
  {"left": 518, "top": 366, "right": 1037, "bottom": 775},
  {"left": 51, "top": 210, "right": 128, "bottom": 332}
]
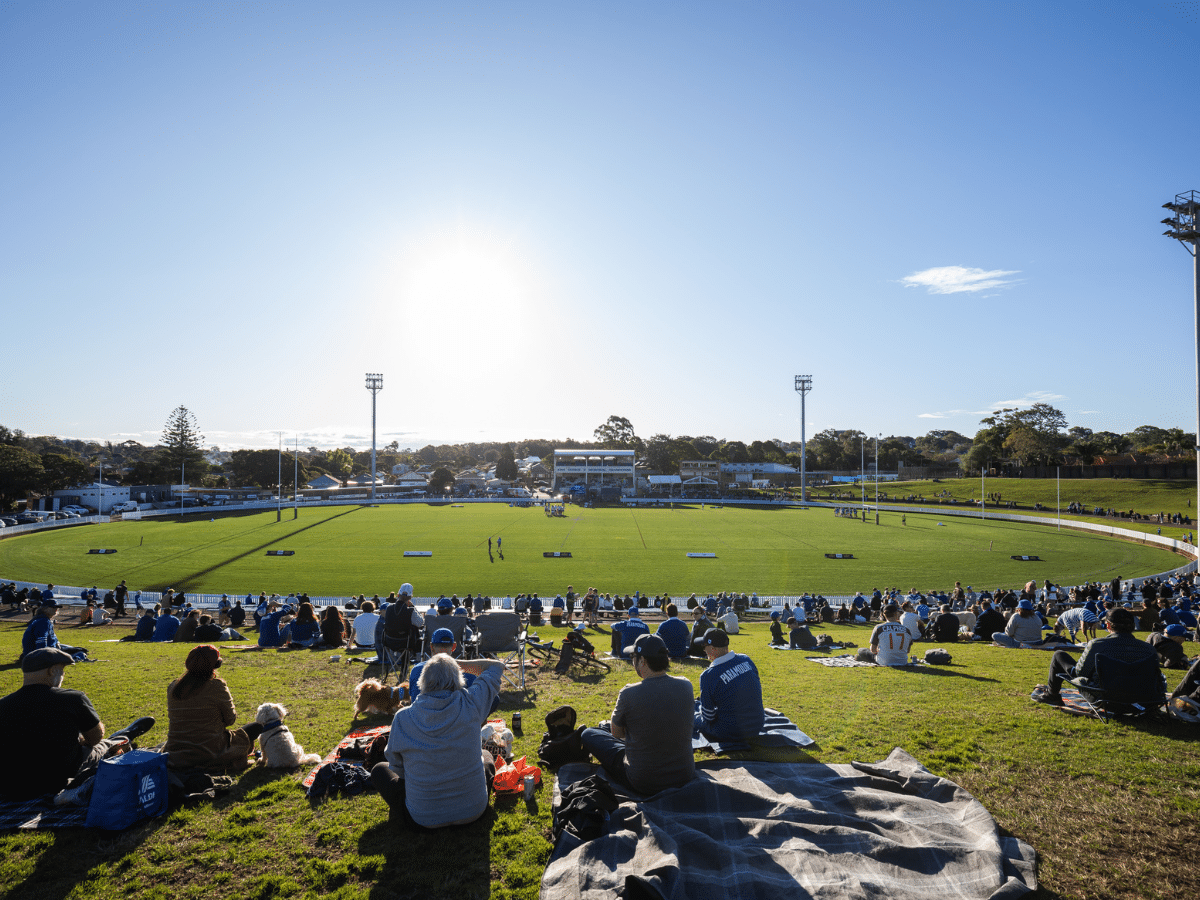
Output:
[{"left": 629, "top": 509, "right": 647, "bottom": 550}]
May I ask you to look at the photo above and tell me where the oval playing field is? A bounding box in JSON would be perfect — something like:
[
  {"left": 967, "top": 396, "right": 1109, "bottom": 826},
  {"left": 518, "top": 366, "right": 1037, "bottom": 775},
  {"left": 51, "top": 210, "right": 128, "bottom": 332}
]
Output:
[{"left": 0, "top": 503, "right": 1184, "bottom": 597}]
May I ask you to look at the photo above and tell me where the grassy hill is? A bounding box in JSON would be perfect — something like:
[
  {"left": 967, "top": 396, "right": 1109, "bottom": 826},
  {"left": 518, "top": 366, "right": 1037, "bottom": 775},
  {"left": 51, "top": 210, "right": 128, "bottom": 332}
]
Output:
[{"left": 0, "top": 616, "right": 1195, "bottom": 900}]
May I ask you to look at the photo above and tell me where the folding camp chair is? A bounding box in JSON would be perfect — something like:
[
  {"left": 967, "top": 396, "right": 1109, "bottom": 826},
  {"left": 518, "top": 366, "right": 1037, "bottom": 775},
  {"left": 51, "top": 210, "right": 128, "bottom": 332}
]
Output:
[
  {"left": 422, "top": 614, "right": 470, "bottom": 657},
  {"left": 1067, "top": 654, "right": 1168, "bottom": 722},
  {"left": 379, "top": 625, "right": 424, "bottom": 685},
  {"left": 473, "top": 611, "right": 527, "bottom": 691}
]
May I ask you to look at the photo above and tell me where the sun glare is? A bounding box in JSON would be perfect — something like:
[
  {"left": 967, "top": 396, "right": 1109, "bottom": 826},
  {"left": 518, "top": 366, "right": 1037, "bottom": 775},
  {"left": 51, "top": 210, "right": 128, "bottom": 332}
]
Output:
[{"left": 380, "top": 223, "right": 547, "bottom": 348}]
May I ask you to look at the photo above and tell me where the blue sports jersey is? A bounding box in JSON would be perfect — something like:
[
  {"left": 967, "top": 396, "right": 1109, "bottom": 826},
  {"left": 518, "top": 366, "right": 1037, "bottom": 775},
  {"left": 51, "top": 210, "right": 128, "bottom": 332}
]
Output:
[{"left": 696, "top": 652, "right": 764, "bottom": 743}]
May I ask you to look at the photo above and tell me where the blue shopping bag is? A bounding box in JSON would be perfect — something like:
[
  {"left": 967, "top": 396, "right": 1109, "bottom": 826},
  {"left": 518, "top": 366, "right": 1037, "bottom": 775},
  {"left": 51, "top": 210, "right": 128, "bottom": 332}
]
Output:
[{"left": 85, "top": 749, "right": 169, "bottom": 830}]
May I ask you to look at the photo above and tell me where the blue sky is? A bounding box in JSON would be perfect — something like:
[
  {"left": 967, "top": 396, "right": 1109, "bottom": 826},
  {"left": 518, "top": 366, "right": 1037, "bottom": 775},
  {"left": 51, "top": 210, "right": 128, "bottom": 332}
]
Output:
[{"left": 3, "top": 0, "right": 1199, "bottom": 452}]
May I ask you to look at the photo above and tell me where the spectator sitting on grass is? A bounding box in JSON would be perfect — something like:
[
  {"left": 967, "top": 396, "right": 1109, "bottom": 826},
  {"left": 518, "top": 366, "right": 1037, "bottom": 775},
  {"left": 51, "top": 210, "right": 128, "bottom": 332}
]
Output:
[
  {"left": 1150, "top": 624, "right": 1192, "bottom": 670},
  {"left": 131, "top": 607, "right": 157, "bottom": 641},
  {"left": 868, "top": 605, "right": 914, "bottom": 667},
  {"left": 696, "top": 629, "right": 764, "bottom": 743},
  {"left": 929, "top": 605, "right": 961, "bottom": 642},
  {"left": 689, "top": 607, "right": 713, "bottom": 657},
  {"left": 22, "top": 600, "right": 88, "bottom": 661},
  {"left": 174, "top": 609, "right": 200, "bottom": 643},
  {"left": 718, "top": 606, "right": 740, "bottom": 634},
  {"left": 789, "top": 617, "right": 817, "bottom": 650},
  {"left": 900, "top": 601, "right": 924, "bottom": 642},
  {"left": 974, "top": 601, "right": 1005, "bottom": 642},
  {"left": 257, "top": 602, "right": 289, "bottom": 648},
  {"left": 321, "top": 606, "right": 346, "bottom": 649},
  {"left": 152, "top": 606, "right": 181, "bottom": 642},
  {"left": 351, "top": 600, "right": 379, "bottom": 648},
  {"left": 610, "top": 607, "right": 649, "bottom": 660},
  {"left": 655, "top": 604, "right": 691, "bottom": 658},
  {"left": 283, "top": 602, "right": 321, "bottom": 648},
  {"left": 194, "top": 615, "right": 224, "bottom": 642},
  {"left": 993, "top": 600, "right": 1052, "bottom": 648},
  {"left": 768, "top": 611, "right": 786, "bottom": 646}
]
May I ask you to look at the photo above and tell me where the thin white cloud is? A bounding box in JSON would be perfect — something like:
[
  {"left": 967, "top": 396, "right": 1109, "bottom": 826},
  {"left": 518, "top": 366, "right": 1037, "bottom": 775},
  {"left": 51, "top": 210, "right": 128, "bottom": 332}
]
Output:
[
  {"left": 918, "top": 393, "right": 1067, "bottom": 422},
  {"left": 901, "top": 266, "right": 1021, "bottom": 294}
]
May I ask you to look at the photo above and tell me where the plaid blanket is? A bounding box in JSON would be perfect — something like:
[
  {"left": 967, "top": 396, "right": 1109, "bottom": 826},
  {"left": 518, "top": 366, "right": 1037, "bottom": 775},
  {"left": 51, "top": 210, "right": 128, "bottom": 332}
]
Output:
[
  {"left": 0, "top": 797, "right": 88, "bottom": 830},
  {"left": 769, "top": 643, "right": 845, "bottom": 651},
  {"left": 691, "top": 708, "right": 813, "bottom": 754},
  {"left": 302, "top": 725, "right": 389, "bottom": 788},
  {"left": 542, "top": 749, "right": 1036, "bottom": 900}
]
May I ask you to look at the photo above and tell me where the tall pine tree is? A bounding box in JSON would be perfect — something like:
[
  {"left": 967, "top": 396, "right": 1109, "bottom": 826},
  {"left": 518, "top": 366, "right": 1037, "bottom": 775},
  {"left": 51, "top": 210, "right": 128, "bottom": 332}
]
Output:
[{"left": 160, "top": 406, "right": 208, "bottom": 480}]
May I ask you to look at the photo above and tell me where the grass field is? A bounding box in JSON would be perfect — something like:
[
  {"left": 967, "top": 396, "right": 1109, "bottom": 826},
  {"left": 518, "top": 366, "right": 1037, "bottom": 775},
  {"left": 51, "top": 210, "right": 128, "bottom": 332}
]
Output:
[
  {"left": 1, "top": 613, "right": 1197, "bottom": 900},
  {"left": 0, "top": 503, "right": 1187, "bottom": 598},
  {"left": 819, "top": 478, "right": 1196, "bottom": 534}
]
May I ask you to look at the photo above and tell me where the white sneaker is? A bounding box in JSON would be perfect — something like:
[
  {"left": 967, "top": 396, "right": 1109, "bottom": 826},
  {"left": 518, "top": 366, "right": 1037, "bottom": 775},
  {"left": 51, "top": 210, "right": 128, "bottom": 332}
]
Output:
[{"left": 54, "top": 778, "right": 94, "bottom": 807}]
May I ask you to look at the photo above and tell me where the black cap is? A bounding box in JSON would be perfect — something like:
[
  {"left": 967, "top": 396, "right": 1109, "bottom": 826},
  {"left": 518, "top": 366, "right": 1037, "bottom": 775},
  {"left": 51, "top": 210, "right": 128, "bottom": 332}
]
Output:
[
  {"left": 705, "top": 628, "right": 730, "bottom": 648},
  {"left": 629, "top": 633, "right": 669, "bottom": 663}
]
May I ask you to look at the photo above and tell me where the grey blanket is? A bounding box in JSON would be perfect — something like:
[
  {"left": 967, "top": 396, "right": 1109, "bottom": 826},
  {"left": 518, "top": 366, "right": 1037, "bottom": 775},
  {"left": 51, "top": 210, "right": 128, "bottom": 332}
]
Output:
[{"left": 542, "top": 748, "right": 1036, "bottom": 900}]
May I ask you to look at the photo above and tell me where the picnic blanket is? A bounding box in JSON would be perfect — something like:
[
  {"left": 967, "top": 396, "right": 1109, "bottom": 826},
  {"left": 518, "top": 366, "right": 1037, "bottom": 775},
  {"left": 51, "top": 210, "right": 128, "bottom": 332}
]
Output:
[
  {"left": 303, "top": 724, "right": 388, "bottom": 789},
  {"left": 542, "top": 748, "right": 1036, "bottom": 900},
  {"left": 690, "top": 708, "right": 813, "bottom": 754},
  {"left": 769, "top": 643, "right": 845, "bottom": 651},
  {"left": 806, "top": 654, "right": 925, "bottom": 668},
  {"left": 0, "top": 797, "right": 88, "bottom": 830}
]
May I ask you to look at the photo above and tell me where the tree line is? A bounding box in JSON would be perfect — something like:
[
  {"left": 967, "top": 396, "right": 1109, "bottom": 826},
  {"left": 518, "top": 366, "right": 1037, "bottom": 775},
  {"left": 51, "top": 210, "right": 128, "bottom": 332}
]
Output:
[{"left": 2, "top": 406, "right": 1195, "bottom": 509}]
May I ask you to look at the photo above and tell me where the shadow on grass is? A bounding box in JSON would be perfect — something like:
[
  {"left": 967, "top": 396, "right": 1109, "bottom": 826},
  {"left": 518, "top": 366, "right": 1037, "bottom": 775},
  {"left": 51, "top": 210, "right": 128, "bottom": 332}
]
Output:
[
  {"left": 894, "top": 665, "right": 1001, "bottom": 683},
  {"left": 163, "top": 506, "right": 367, "bottom": 593},
  {"left": 360, "top": 806, "right": 496, "bottom": 900}
]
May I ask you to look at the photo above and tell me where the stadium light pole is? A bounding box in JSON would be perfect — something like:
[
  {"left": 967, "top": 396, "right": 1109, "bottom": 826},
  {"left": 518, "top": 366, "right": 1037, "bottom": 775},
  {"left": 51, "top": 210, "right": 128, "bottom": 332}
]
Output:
[
  {"left": 276, "top": 433, "right": 282, "bottom": 523},
  {"left": 365, "top": 373, "right": 384, "bottom": 504},
  {"left": 1161, "top": 191, "right": 1200, "bottom": 519},
  {"left": 794, "top": 376, "right": 812, "bottom": 503}
]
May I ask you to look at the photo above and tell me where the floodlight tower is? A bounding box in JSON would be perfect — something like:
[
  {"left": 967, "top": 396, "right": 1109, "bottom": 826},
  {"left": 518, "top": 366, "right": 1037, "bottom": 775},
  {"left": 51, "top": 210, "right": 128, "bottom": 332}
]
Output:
[
  {"left": 1162, "top": 191, "right": 1200, "bottom": 517},
  {"left": 794, "top": 375, "right": 812, "bottom": 503},
  {"left": 365, "top": 373, "right": 384, "bottom": 503}
]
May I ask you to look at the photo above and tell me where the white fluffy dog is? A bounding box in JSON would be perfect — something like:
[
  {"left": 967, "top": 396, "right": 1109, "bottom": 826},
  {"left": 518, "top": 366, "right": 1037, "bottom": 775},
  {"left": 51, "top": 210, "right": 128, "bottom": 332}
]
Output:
[{"left": 255, "top": 702, "right": 321, "bottom": 768}]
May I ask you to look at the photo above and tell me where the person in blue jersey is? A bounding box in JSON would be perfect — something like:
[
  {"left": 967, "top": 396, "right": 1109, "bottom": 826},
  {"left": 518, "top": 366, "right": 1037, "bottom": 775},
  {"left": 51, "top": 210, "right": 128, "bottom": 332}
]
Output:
[
  {"left": 610, "top": 607, "right": 650, "bottom": 659},
  {"left": 654, "top": 604, "right": 690, "bottom": 658},
  {"left": 151, "top": 606, "right": 182, "bottom": 642},
  {"left": 695, "top": 629, "right": 764, "bottom": 743}
]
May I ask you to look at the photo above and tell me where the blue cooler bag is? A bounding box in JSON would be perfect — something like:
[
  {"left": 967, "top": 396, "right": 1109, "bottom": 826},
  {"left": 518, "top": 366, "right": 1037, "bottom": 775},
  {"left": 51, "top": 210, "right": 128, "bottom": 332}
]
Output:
[{"left": 85, "top": 749, "right": 169, "bottom": 830}]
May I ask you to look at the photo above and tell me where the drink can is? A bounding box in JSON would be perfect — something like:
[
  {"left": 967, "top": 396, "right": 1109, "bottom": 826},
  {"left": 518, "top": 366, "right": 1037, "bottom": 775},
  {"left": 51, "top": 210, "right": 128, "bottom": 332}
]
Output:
[
  {"left": 523, "top": 774, "right": 535, "bottom": 799},
  {"left": 512, "top": 711, "right": 522, "bottom": 731}
]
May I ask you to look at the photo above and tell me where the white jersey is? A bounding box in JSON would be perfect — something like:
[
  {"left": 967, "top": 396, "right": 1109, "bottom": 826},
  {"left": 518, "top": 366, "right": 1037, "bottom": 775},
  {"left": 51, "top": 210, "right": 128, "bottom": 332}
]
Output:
[{"left": 871, "top": 621, "right": 914, "bottom": 666}]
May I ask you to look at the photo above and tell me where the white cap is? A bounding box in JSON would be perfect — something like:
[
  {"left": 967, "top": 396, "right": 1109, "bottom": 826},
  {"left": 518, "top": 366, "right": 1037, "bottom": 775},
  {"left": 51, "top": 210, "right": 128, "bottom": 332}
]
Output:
[{"left": 399, "top": 583, "right": 414, "bottom": 597}]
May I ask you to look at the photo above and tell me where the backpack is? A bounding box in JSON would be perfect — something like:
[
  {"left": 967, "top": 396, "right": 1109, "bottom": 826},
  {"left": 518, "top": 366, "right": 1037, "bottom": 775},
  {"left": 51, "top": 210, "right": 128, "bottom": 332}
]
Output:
[
  {"left": 538, "top": 706, "right": 589, "bottom": 769},
  {"left": 924, "top": 648, "right": 953, "bottom": 665}
]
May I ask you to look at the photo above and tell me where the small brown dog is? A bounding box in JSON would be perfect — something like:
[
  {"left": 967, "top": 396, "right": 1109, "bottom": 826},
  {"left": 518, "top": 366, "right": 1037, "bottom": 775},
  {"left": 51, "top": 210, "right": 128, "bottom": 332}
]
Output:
[{"left": 353, "top": 678, "right": 406, "bottom": 719}]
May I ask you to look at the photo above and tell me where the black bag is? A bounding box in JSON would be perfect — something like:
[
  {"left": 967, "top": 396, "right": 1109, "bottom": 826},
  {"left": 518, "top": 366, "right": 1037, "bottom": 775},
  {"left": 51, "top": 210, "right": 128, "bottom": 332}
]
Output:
[
  {"left": 553, "top": 774, "right": 620, "bottom": 843},
  {"left": 538, "top": 726, "right": 589, "bottom": 769}
]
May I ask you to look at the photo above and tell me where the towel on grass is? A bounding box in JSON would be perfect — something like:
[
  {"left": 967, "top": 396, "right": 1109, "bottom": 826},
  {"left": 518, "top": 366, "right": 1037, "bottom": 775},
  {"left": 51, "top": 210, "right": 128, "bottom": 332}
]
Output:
[{"left": 542, "top": 749, "right": 1036, "bottom": 900}]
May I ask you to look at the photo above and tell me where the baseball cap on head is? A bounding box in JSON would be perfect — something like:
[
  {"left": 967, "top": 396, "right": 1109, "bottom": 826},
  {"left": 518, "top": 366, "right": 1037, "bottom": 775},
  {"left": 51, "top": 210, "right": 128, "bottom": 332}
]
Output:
[
  {"left": 430, "top": 627, "right": 455, "bottom": 645},
  {"left": 399, "top": 583, "right": 414, "bottom": 597},
  {"left": 630, "top": 633, "right": 669, "bottom": 663},
  {"left": 705, "top": 628, "right": 730, "bottom": 648}
]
